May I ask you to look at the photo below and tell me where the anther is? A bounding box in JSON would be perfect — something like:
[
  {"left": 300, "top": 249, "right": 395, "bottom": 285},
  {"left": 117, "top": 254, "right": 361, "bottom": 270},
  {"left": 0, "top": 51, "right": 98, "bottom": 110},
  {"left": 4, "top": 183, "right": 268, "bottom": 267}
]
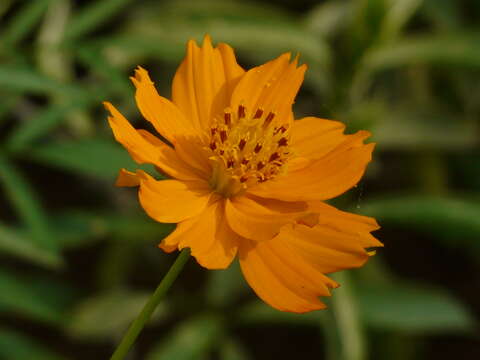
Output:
[
  {"left": 227, "top": 159, "right": 235, "bottom": 168},
  {"left": 220, "top": 130, "right": 227, "bottom": 143},
  {"left": 253, "top": 108, "right": 264, "bottom": 119},
  {"left": 274, "top": 126, "right": 286, "bottom": 135},
  {"left": 269, "top": 152, "right": 280, "bottom": 162},
  {"left": 241, "top": 158, "right": 249, "bottom": 165},
  {"left": 254, "top": 144, "right": 262, "bottom": 153},
  {"left": 278, "top": 137, "right": 288, "bottom": 147},
  {"left": 240, "top": 175, "right": 248, "bottom": 183},
  {"left": 209, "top": 142, "right": 217, "bottom": 151},
  {"left": 238, "top": 139, "right": 246, "bottom": 150},
  {"left": 257, "top": 162, "right": 265, "bottom": 170},
  {"left": 238, "top": 105, "right": 246, "bottom": 118},
  {"left": 264, "top": 112, "right": 275, "bottom": 126},
  {"left": 211, "top": 127, "right": 217, "bottom": 136},
  {"left": 224, "top": 112, "right": 231, "bottom": 126}
]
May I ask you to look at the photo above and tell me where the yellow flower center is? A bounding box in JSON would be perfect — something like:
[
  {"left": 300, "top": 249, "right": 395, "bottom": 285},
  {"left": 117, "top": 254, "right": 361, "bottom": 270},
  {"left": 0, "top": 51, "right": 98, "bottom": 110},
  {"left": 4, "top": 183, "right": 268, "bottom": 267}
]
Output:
[{"left": 208, "top": 104, "right": 292, "bottom": 197}]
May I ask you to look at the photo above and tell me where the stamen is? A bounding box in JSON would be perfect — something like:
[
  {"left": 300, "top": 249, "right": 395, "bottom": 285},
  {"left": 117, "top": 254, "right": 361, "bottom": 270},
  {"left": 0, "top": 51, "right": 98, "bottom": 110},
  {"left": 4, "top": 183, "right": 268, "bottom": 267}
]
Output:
[
  {"left": 208, "top": 104, "right": 291, "bottom": 197},
  {"left": 220, "top": 130, "right": 227, "bottom": 143},
  {"left": 264, "top": 112, "right": 275, "bottom": 126},
  {"left": 224, "top": 112, "right": 231, "bottom": 126},
  {"left": 253, "top": 108, "right": 264, "bottom": 119},
  {"left": 269, "top": 152, "right": 279, "bottom": 162},
  {"left": 238, "top": 105, "right": 246, "bottom": 118},
  {"left": 238, "top": 139, "right": 246, "bottom": 150}
]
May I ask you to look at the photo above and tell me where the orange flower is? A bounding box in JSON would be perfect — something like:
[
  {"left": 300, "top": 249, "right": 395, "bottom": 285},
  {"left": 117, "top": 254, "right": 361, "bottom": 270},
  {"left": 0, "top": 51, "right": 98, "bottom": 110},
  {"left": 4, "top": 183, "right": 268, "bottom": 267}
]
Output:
[{"left": 104, "top": 36, "right": 382, "bottom": 313}]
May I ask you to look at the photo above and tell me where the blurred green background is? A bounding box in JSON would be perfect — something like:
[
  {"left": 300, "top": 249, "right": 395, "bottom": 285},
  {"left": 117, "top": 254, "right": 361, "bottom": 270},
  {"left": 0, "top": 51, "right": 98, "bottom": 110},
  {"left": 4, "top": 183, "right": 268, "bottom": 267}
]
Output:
[{"left": 0, "top": 0, "right": 479, "bottom": 359}]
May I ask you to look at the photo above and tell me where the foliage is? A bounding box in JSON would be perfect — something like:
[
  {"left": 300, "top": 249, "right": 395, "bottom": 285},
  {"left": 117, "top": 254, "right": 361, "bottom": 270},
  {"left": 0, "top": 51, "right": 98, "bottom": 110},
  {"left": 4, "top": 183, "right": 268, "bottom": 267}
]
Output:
[{"left": 0, "top": 0, "right": 478, "bottom": 359}]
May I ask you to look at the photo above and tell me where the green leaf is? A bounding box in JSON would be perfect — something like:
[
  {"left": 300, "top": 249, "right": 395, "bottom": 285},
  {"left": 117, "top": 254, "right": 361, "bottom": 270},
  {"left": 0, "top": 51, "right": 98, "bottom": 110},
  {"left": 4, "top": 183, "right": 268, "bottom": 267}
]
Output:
[
  {"left": 205, "top": 260, "right": 248, "bottom": 307},
  {"left": 109, "top": 0, "right": 331, "bottom": 91},
  {"left": 6, "top": 100, "right": 89, "bottom": 153},
  {"left": 305, "top": 0, "right": 353, "bottom": 38},
  {"left": 0, "top": 270, "right": 74, "bottom": 325},
  {"left": 0, "top": 155, "right": 58, "bottom": 253},
  {"left": 0, "top": 65, "right": 82, "bottom": 97},
  {"left": 65, "top": 0, "right": 133, "bottom": 40},
  {"left": 0, "top": 328, "right": 65, "bottom": 360},
  {"left": 357, "top": 282, "right": 474, "bottom": 334},
  {"left": 0, "top": 223, "right": 61, "bottom": 268},
  {"left": 379, "top": 0, "right": 423, "bottom": 44},
  {"left": 68, "top": 289, "right": 166, "bottom": 340},
  {"left": 146, "top": 314, "right": 224, "bottom": 360},
  {"left": 52, "top": 211, "right": 174, "bottom": 249},
  {"left": 364, "top": 33, "right": 480, "bottom": 70},
  {"left": 351, "top": 33, "right": 480, "bottom": 100},
  {"left": 359, "top": 195, "right": 480, "bottom": 243},
  {"left": 28, "top": 138, "right": 154, "bottom": 180},
  {"left": 0, "top": 0, "right": 54, "bottom": 47}
]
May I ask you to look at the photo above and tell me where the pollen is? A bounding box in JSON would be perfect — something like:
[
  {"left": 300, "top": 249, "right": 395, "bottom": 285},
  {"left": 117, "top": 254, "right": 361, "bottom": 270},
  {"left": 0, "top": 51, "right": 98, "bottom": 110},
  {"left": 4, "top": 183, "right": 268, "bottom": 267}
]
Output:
[{"left": 208, "top": 105, "right": 292, "bottom": 197}]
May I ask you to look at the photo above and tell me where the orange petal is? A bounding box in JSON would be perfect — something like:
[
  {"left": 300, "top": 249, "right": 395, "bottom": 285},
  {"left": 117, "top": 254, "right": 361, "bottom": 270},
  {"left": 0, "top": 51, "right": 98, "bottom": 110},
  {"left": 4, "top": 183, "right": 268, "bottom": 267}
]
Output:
[
  {"left": 172, "top": 35, "right": 245, "bottom": 132},
  {"left": 137, "top": 171, "right": 212, "bottom": 223},
  {"left": 278, "top": 218, "right": 380, "bottom": 275},
  {"left": 130, "top": 67, "right": 196, "bottom": 144},
  {"left": 230, "top": 53, "right": 306, "bottom": 124},
  {"left": 225, "top": 195, "right": 307, "bottom": 241},
  {"left": 307, "top": 201, "right": 382, "bottom": 248},
  {"left": 159, "top": 199, "right": 239, "bottom": 269},
  {"left": 173, "top": 135, "right": 212, "bottom": 179},
  {"left": 115, "top": 168, "right": 140, "bottom": 187},
  {"left": 239, "top": 236, "right": 338, "bottom": 313},
  {"left": 291, "top": 117, "right": 353, "bottom": 159},
  {"left": 249, "top": 132, "right": 375, "bottom": 201},
  {"left": 104, "top": 102, "right": 202, "bottom": 181}
]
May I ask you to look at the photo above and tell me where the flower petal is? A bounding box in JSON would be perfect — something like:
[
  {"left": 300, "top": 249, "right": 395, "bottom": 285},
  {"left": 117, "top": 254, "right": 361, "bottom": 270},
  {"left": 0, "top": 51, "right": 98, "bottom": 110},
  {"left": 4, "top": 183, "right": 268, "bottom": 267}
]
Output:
[
  {"left": 105, "top": 102, "right": 202, "bottom": 181},
  {"left": 307, "top": 201, "right": 382, "bottom": 248},
  {"left": 137, "top": 171, "right": 212, "bottom": 223},
  {"left": 249, "top": 131, "right": 375, "bottom": 201},
  {"left": 115, "top": 168, "right": 140, "bottom": 187},
  {"left": 172, "top": 35, "right": 245, "bottom": 132},
  {"left": 159, "top": 199, "right": 239, "bottom": 269},
  {"left": 225, "top": 195, "right": 307, "bottom": 241},
  {"left": 130, "top": 67, "right": 196, "bottom": 143},
  {"left": 230, "top": 53, "right": 306, "bottom": 124},
  {"left": 277, "top": 219, "right": 379, "bottom": 275},
  {"left": 239, "top": 236, "right": 338, "bottom": 313},
  {"left": 291, "top": 117, "right": 353, "bottom": 159}
]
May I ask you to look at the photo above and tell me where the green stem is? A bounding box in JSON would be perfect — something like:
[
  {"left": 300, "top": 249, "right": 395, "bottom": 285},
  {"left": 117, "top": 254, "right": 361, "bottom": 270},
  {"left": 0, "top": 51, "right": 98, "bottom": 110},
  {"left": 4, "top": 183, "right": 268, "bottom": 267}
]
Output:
[
  {"left": 327, "top": 271, "right": 366, "bottom": 360},
  {"left": 110, "top": 248, "right": 191, "bottom": 360}
]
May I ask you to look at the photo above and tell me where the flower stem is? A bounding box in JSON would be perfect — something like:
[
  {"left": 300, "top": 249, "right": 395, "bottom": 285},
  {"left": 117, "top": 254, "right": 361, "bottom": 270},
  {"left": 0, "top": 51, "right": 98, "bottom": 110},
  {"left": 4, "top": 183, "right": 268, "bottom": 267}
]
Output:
[
  {"left": 325, "top": 271, "right": 366, "bottom": 360},
  {"left": 110, "top": 248, "right": 191, "bottom": 360}
]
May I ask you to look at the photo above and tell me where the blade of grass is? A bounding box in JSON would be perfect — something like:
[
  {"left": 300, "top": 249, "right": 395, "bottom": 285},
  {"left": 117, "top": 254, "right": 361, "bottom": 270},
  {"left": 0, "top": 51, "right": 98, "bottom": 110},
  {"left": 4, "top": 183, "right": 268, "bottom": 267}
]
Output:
[
  {"left": 64, "top": 0, "right": 133, "bottom": 40},
  {"left": 0, "top": 154, "right": 57, "bottom": 252},
  {"left": 1, "top": 0, "right": 54, "bottom": 48}
]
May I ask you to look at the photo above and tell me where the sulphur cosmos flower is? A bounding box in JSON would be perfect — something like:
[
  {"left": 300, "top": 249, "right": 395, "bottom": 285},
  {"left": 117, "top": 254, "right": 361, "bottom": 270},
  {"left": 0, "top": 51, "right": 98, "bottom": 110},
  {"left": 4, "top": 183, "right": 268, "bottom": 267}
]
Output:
[{"left": 104, "top": 36, "right": 382, "bottom": 313}]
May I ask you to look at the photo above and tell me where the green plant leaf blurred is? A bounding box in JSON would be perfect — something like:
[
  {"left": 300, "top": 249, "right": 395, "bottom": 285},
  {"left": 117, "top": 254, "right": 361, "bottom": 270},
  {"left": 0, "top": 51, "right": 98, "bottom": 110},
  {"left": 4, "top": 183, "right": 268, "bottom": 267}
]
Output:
[
  {"left": 28, "top": 138, "right": 154, "bottom": 180},
  {"left": 0, "top": 269, "right": 75, "bottom": 326},
  {"left": 0, "top": 155, "right": 59, "bottom": 254},
  {"left": 146, "top": 314, "right": 224, "bottom": 360},
  {"left": 357, "top": 282, "right": 474, "bottom": 334},
  {"left": 0, "top": 328, "right": 66, "bottom": 360},
  {"left": 68, "top": 289, "right": 167, "bottom": 340}
]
